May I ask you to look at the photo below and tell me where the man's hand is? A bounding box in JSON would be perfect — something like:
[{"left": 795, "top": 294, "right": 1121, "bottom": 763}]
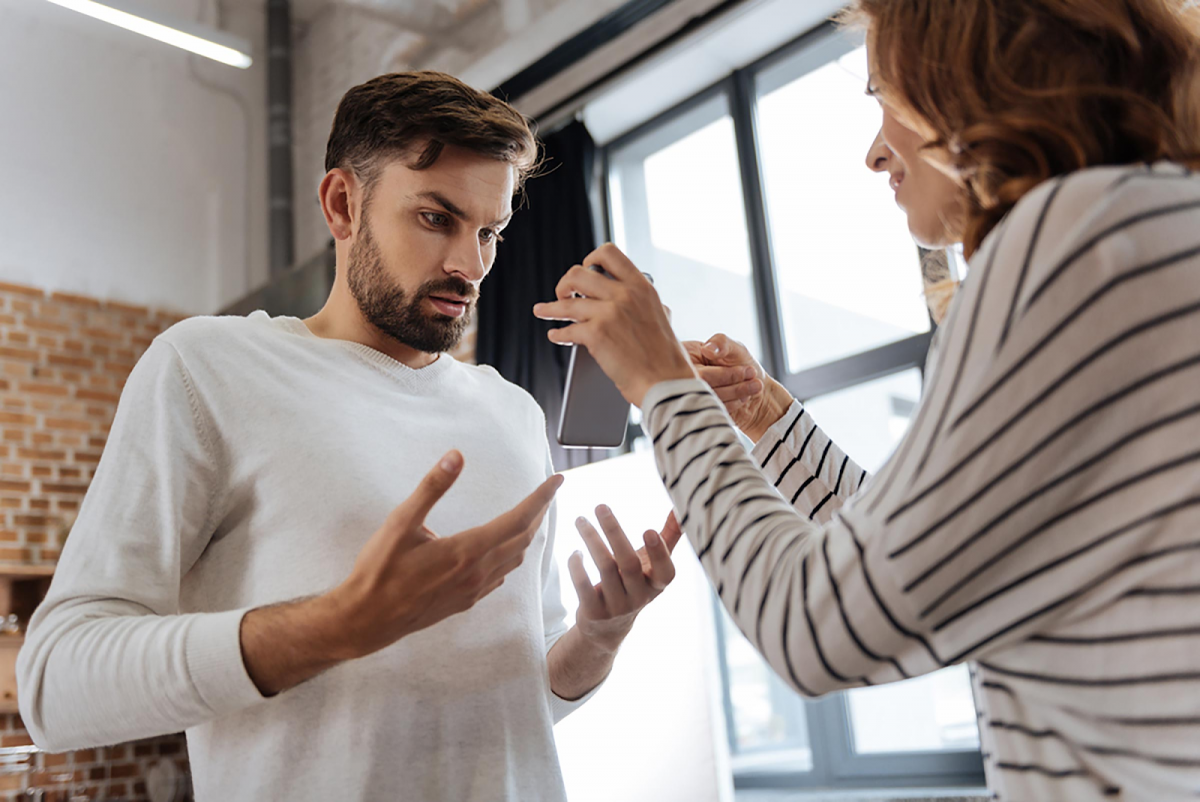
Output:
[
  {"left": 547, "top": 508, "right": 682, "bottom": 702},
  {"left": 241, "top": 451, "right": 563, "bottom": 696},
  {"left": 684, "top": 333, "right": 793, "bottom": 444},
  {"left": 567, "top": 507, "right": 682, "bottom": 653}
]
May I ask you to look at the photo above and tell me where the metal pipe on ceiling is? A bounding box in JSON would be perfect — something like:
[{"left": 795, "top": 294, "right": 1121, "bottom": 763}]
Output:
[{"left": 267, "top": 0, "right": 295, "bottom": 276}]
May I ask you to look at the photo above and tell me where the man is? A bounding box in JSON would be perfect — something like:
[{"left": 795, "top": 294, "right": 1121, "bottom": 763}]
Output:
[{"left": 18, "top": 71, "right": 679, "bottom": 801}]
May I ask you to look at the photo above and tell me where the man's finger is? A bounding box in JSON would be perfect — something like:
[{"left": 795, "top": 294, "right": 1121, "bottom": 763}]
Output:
[
  {"left": 466, "top": 474, "right": 563, "bottom": 555},
  {"left": 481, "top": 551, "right": 528, "bottom": 590},
  {"left": 567, "top": 551, "right": 605, "bottom": 619},
  {"left": 643, "top": 529, "right": 676, "bottom": 592},
  {"left": 596, "top": 506, "right": 646, "bottom": 591},
  {"left": 576, "top": 516, "right": 626, "bottom": 599},
  {"left": 390, "top": 450, "right": 464, "bottom": 530},
  {"left": 660, "top": 512, "right": 684, "bottom": 553}
]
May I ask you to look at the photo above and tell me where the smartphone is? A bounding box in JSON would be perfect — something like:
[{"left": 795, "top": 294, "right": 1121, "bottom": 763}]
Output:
[{"left": 556, "top": 267, "right": 652, "bottom": 449}]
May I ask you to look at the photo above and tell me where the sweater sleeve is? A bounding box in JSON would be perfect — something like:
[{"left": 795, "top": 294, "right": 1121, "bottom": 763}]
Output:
[
  {"left": 18, "top": 339, "right": 265, "bottom": 752},
  {"left": 749, "top": 400, "right": 871, "bottom": 524},
  {"left": 642, "top": 172, "right": 1200, "bottom": 696}
]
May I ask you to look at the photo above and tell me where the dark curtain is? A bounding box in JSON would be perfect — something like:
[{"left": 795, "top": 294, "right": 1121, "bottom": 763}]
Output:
[{"left": 476, "top": 120, "right": 605, "bottom": 471}]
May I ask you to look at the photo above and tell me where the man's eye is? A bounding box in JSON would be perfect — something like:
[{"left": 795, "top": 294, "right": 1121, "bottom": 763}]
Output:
[
  {"left": 480, "top": 229, "right": 496, "bottom": 244},
  {"left": 422, "top": 212, "right": 450, "bottom": 227}
]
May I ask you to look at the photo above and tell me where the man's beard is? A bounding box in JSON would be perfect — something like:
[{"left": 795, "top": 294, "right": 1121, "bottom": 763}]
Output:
[{"left": 346, "top": 220, "right": 477, "bottom": 355}]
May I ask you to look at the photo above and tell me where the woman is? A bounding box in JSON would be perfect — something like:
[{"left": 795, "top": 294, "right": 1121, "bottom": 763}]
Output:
[{"left": 533, "top": 0, "right": 1200, "bottom": 799}]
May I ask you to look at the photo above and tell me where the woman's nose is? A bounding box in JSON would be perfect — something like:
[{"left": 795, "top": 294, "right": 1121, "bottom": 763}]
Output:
[{"left": 865, "top": 129, "right": 891, "bottom": 173}]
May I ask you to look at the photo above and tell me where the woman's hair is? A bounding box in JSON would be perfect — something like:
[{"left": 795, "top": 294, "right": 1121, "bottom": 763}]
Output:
[{"left": 841, "top": 0, "right": 1200, "bottom": 257}]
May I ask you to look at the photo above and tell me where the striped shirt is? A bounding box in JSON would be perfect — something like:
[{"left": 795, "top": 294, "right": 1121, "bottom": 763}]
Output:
[{"left": 643, "top": 162, "right": 1200, "bottom": 801}]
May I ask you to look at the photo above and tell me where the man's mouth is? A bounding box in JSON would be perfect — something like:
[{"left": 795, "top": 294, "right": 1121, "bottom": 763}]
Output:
[
  {"left": 427, "top": 295, "right": 471, "bottom": 319},
  {"left": 890, "top": 171, "right": 905, "bottom": 193}
]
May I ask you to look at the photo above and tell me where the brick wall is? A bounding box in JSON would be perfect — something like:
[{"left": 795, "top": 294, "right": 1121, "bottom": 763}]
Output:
[
  {"left": 0, "top": 717, "right": 188, "bottom": 802},
  {"left": 0, "top": 280, "right": 190, "bottom": 801},
  {"left": 0, "top": 281, "right": 189, "bottom": 560}
]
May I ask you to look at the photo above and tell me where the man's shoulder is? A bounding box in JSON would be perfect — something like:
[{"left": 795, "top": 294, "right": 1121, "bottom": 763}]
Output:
[
  {"left": 455, "top": 361, "right": 547, "bottom": 420},
  {"left": 153, "top": 312, "right": 288, "bottom": 360}
]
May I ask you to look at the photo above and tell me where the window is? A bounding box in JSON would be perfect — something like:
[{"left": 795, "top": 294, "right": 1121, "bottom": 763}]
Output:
[
  {"left": 755, "top": 42, "right": 930, "bottom": 374},
  {"left": 608, "top": 93, "right": 764, "bottom": 360},
  {"left": 598, "top": 19, "right": 984, "bottom": 794}
]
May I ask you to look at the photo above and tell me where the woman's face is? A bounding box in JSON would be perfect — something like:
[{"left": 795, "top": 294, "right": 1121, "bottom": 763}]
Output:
[{"left": 863, "top": 68, "right": 965, "bottom": 248}]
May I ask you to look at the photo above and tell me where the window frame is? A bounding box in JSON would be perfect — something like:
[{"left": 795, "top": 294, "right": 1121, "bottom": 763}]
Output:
[{"left": 596, "top": 17, "right": 985, "bottom": 794}]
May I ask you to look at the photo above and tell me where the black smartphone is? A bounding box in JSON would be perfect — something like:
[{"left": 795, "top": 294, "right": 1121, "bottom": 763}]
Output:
[{"left": 555, "top": 266, "right": 652, "bottom": 449}]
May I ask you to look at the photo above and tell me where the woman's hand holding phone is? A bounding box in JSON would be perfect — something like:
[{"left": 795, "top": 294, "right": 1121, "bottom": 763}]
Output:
[{"left": 533, "top": 243, "right": 695, "bottom": 408}]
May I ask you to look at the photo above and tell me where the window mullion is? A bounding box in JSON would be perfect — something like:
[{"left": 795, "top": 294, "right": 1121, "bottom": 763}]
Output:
[{"left": 729, "top": 68, "right": 788, "bottom": 381}]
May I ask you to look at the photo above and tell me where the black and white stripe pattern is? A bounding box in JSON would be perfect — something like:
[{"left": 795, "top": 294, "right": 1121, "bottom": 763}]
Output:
[{"left": 643, "top": 162, "right": 1200, "bottom": 801}]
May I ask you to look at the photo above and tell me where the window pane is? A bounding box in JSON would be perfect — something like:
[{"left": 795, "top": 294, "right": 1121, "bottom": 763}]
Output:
[
  {"left": 803, "top": 370, "right": 980, "bottom": 754},
  {"left": 756, "top": 41, "right": 930, "bottom": 374},
  {"left": 802, "top": 368, "right": 923, "bottom": 474},
  {"left": 848, "top": 666, "right": 981, "bottom": 753},
  {"left": 720, "top": 607, "right": 812, "bottom": 767},
  {"left": 609, "top": 94, "right": 763, "bottom": 360}
]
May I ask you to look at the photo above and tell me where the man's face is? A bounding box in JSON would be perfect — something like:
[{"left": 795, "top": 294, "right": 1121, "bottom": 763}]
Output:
[{"left": 346, "top": 145, "right": 516, "bottom": 354}]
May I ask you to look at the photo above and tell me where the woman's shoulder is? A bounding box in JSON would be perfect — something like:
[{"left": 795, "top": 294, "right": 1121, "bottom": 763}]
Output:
[
  {"left": 955, "top": 161, "right": 1200, "bottom": 355},
  {"left": 978, "top": 161, "right": 1199, "bottom": 280},
  {"left": 1012, "top": 161, "right": 1199, "bottom": 242}
]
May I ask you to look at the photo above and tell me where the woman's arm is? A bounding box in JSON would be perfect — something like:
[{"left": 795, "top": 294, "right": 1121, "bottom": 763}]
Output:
[
  {"left": 748, "top": 396, "right": 871, "bottom": 525},
  {"left": 686, "top": 336, "right": 871, "bottom": 524},
  {"left": 641, "top": 172, "right": 1200, "bottom": 695},
  {"left": 536, "top": 170, "right": 1200, "bottom": 696}
]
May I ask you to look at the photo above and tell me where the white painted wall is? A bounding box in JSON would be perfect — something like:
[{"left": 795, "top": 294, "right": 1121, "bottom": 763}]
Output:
[{"left": 0, "top": 0, "right": 268, "bottom": 314}]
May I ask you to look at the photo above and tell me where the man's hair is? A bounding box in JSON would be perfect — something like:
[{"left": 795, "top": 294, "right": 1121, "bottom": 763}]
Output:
[
  {"left": 324, "top": 70, "right": 540, "bottom": 196},
  {"left": 840, "top": 0, "right": 1200, "bottom": 258}
]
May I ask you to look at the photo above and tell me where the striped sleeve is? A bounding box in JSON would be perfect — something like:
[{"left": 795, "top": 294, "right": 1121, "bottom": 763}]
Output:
[
  {"left": 644, "top": 164, "right": 1200, "bottom": 698},
  {"left": 749, "top": 401, "right": 870, "bottom": 524}
]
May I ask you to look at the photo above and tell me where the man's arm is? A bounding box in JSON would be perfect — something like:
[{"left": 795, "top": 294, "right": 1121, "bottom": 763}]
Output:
[
  {"left": 238, "top": 455, "right": 561, "bottom": 697},
  {"left": 18, "top": 340, "right": 262, "bottom": 751},
  {"left": 546, "top": 626, "right": 619, "bottom": 703}
]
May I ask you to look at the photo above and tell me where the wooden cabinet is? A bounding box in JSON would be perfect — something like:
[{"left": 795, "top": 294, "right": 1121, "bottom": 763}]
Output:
[{"left": 0, "top": 565, "right": 55, "bottom": 714}]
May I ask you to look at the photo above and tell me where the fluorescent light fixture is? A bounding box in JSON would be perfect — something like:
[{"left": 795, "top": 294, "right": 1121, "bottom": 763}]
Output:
[{"left": 42, "top": 0, "right": 253, "bottom": 69}]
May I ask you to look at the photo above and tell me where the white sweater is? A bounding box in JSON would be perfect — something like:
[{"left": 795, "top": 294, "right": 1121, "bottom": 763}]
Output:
[
  {"left": 18, "top": 312, "right": 589, "bottom": 802},
  {"left": 644, "top": 162, "right": 1200, "bottom": 801}
]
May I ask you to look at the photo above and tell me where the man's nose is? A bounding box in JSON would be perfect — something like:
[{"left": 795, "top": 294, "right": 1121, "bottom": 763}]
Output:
[{"left": 446, "top": 237, "right": 487, "bottom": 284}]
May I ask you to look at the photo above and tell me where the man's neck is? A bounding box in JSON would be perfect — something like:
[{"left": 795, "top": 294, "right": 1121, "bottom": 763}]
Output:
[{"left": 304, "top": 292, "right": 440, "bottom": 370}]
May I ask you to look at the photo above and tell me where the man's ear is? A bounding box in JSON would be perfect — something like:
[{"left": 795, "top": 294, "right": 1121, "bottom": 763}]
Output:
[{"left": 319, "top": 168, "right": 359, "bottom": 242}]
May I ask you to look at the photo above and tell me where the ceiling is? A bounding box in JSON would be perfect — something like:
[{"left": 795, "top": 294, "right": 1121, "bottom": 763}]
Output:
[{"left": 284, "top": 0, "right": 548, "bottom": 32}]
